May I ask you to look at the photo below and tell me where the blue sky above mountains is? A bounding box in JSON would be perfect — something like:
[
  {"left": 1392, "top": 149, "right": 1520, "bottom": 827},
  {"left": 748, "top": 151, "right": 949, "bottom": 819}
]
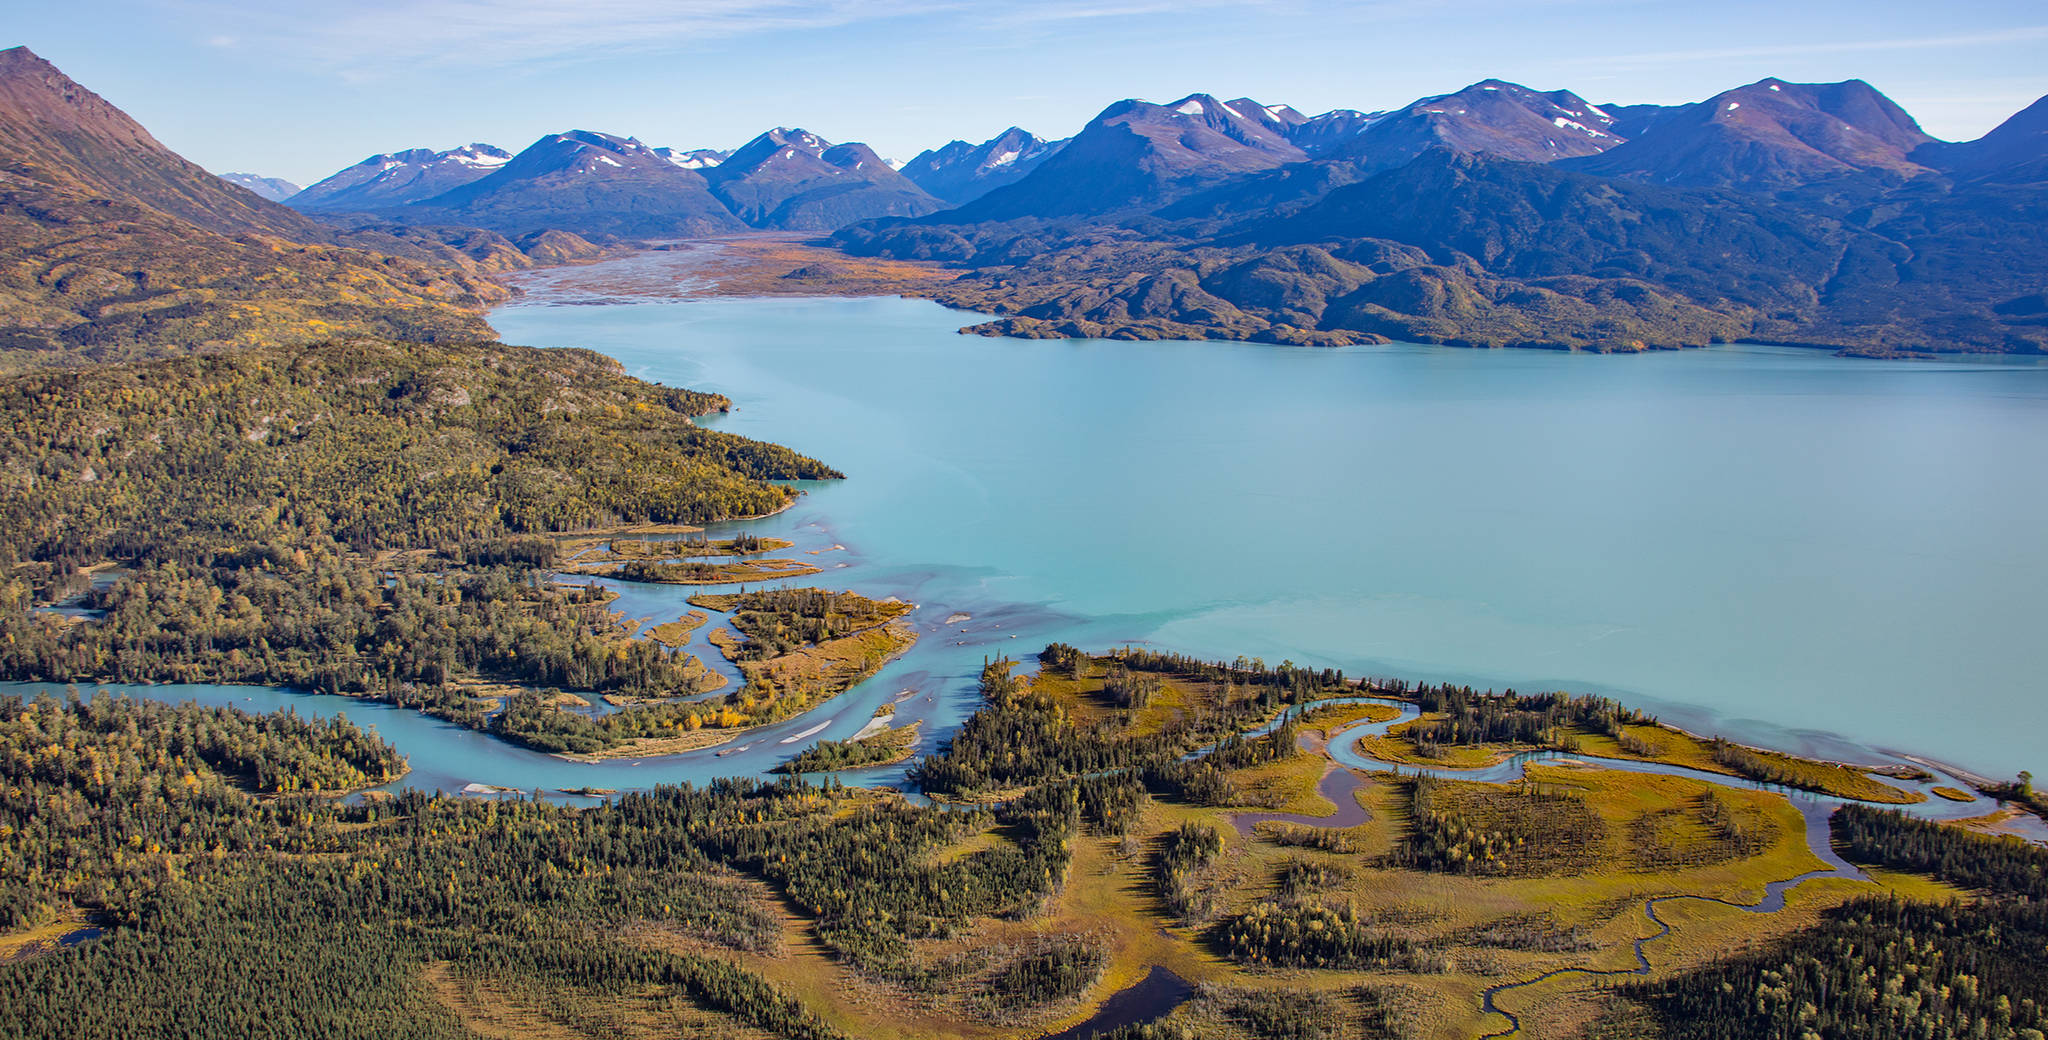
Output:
[{"left": 13, "top": 0, "right": 2048, "bottom": 184}]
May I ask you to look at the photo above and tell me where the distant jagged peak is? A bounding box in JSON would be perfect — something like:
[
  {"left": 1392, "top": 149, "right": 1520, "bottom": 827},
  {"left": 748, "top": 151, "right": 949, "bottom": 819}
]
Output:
[
  {"left": 217, "top": 171, "right": 301, "bottom": 202},
  {"left": 1563, "top": 75, "right": 1938, "bottom": 188},
  {"left": 704, "top": 125, "right": 938, "bottom": 229},
  {"left": 1408, "top": 79, "right": 1619, "bottom": 134},
  {"left": 821, "top": 140, "right": 889, "bottom": 172},
  {"left": 446, "top": 143, "right": 513, "bottom": 167},
  {"left": 1165, "top": 92, "right": 1229, "bottom": 117},
  {"left": 542, "top": 129, "right": 650, "bottom": 154},
  {"left": 411, "top": 126, "right": 746, "bottom": 237},
  {"left": 1224, "top": 97, "right": 1307, "bottom": 129},
  {"left": 1295, "top": 78, "right": 1629, "bottom": 170},
  {"left": 1287, "top": 107, "right": 1387, "bottom": 154},
  {"left": 736, "top": 127, "right": 833, "bottom": 160},
  {"left": 1156, "top": 92, "right": 1292, "bottom": 135},
  {"left": 1699, "top": 76, "right": 1933, "bottom": 149},
  {"left": 291, "top": 141, "right": 520, "bottom": 211},
  {"left": 653, "top": 146, "right": 725, "bottom": 170},
  {"left": 503, "top": 130, "right": 704, "bottom": 177},
  {"left": 348, "top": 142, "right": 511, "bottom": 171},
  {"left": 1101, "top": 92, "right": 1304, "bottom": 158},
  {"left": 968, "top": 127, "right": 1054, "bottom": 171},
  {"left": 899, "top": 126, "right": 1066, "bottom": 204}
]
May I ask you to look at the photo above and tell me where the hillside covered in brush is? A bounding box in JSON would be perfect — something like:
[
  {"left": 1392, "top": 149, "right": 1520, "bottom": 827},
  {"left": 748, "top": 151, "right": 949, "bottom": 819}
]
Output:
[{"left": 0, "top": 46, "right": 549, "bottom": 370}]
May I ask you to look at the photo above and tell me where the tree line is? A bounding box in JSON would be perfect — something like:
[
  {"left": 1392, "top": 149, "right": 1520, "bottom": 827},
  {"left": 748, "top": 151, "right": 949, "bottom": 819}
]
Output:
[{"left": 1615, "top": 801, "right": 2048, "bottom": 1039}]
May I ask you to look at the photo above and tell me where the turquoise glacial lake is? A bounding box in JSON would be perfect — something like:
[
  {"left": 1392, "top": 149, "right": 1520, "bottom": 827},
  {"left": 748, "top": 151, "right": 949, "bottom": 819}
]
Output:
[
  {"left": 490, "top": 274, "right": 2048, "bottom": 785},
  {"left": 24, "top": 263, "right": 2041, "bottom": 796}
]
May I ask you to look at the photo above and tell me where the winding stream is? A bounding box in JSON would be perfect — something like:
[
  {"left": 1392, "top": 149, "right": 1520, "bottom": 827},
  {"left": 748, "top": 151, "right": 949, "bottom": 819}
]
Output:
[
  {"left": 1246, "top": 697, "right": 2036, "bottom": 1037},
  {"left": 1470, "top": 803, "right": 1865, "bottom": 1039}
]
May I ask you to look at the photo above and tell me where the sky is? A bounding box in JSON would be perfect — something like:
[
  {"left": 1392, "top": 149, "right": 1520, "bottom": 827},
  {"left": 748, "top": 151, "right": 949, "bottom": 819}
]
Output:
[{"left": 10, "top": 0, "right": 2048, "bottom": 187}]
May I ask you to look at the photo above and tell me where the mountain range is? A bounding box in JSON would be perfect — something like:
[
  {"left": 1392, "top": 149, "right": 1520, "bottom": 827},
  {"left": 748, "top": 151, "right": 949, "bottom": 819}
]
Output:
[
  {"left": 289, "top": 143, "right": 513, "bottom": 212},
  {"left": 13, "top": 38, "right": 2046, "bottom": 358},
  {"left": 898, "top": 127, "right": 1066, "bottom": 204},
  {"left": 700, "top": 127, "right": 939, "bottom": 230},
  {"left": 830, "top": 79, "right": 2048, "bottom": 356},
  {"left": 278, "top": 126, "right": 944, "bottom": 236},
  {"left": 415, "top": 130, "right": 746, "bottom": 238}
]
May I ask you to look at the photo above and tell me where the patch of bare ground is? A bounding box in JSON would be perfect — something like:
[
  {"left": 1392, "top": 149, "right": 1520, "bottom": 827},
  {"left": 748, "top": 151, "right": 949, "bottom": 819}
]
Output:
[{"left": 500, "top": 233, "right": 955, "bottom": 301}]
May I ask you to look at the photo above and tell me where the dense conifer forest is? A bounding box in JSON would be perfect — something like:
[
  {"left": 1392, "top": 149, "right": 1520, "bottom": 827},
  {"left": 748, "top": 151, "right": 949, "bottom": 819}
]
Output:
[
  {"left": 0, "top": 688, "right": 1088, "bottom": 1036},
  {"left": 7, "top": 643, "right": 2048, "bottom": 1040},
  {"left": 0, "top": 337, "right": 846, "bottom": 749}
]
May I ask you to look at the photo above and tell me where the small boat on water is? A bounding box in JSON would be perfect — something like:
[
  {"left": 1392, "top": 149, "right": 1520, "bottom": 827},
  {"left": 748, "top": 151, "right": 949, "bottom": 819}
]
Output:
[{"left": 715, "top": 742, "right": 756, "bottom": 757}]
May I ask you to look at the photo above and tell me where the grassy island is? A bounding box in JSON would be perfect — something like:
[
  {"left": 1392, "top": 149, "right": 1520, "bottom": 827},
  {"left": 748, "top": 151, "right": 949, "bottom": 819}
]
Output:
[
  {"left": 643, "top": 610, "right": 712, "bottom": 648},
  {"left": 774, "top": 715, "right": 924, "bottom": 774},
  {"left": 691, "top": 588, "right": 919, "bottom": 719},
  {"left": 559, "top": 531, "right": 822, "bottom": 584},
  {"left": 600, "top": 557, "right": 825, "bottom": 585},
  {"left": 1345, "top": 681, "right": 1928, "bottom": 805},
  {"left": 504, "top": 588, "right": 919, "bottom": 760}
]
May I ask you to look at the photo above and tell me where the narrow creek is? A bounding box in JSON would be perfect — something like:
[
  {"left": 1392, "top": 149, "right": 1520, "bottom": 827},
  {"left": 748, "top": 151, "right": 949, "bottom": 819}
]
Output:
[{"left": 1226, "top": 696, "right": 2035, "bottom": 1038}]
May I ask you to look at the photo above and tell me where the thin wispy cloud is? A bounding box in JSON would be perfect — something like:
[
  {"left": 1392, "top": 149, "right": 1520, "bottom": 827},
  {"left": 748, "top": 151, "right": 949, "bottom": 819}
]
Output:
[
  {"left": 171, "top": 0, "right": 959, "bottom": 74},
  {"left": 976, "top": 1, "right": 1227, "bottom": 25},
  {"left": 1580, "top": 25, "right": 2048, "bottom": 67}
]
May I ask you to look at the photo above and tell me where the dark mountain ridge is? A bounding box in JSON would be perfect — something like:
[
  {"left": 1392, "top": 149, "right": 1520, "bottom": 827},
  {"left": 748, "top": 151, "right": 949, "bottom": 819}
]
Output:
[
  {"left": 288, "top": 143, "right": 512, "bottom": 212},
  {"left": 900, "top": 127, "right": 1065, "bottom": 204},
  {"left": 413, "top": 130, "right": 744, "bottom": 238},
  {"left": 702, "top": 127, "right": 940, "bottom": 230},
  {"left": 1564, "top": 78, "right": 1937, "bottom": 189},
  {"left": 1915, "top": 94, "right": 2048, "bottom": 183}
]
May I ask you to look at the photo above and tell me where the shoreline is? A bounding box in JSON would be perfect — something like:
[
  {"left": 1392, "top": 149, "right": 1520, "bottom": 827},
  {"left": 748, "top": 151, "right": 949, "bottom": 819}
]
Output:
[
  {"left": 1335, "top": 682, "right": 1935, "bottom": 807},
  {"left": 11, "top": 622, "right": 2032, "bottom": 803},
  {"left": 20, "top": 251, "right": 1986, "bottom": 794},
  {"left": 491, "top": 270, "right": 2045, "bottom": 787},
  {"left": 495, "top": 239, "right": 2033, "bottom": 363}
]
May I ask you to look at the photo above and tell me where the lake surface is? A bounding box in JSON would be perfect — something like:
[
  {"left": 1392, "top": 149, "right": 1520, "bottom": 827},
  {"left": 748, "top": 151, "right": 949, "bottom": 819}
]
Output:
[{"left": 488, "top": 275, "right": 2048, "bottom": 783}]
